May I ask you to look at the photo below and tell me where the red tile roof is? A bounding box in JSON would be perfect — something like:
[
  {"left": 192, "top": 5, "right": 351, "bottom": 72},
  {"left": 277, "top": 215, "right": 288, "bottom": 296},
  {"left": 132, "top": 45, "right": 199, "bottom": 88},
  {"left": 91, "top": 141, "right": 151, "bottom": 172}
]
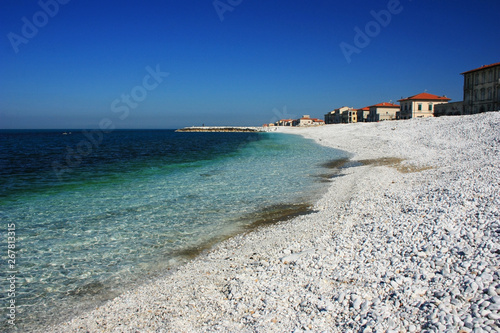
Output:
[
  {"left": 368, "top": 102, "right": 400, "bottom": 108},
  {"left": 461, "top": 62, "right": 500, "bottom": 75},
  {"left": 398, "top": 93, "right": 451, "bottom": 102},
  {"left": 359, "top": 107, "right": 370, "bottom": 111}
]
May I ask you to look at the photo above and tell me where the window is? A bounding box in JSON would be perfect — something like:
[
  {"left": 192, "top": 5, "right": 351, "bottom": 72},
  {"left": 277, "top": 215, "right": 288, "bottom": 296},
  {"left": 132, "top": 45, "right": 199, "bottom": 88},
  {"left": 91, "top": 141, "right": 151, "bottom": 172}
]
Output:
[
  {"left": 428, "top": 104, "right": 433, "bottom": 111},
  {"left": 488, "top": 87, "right": 492, "bottom": 100},
  {"left": 481, "top": 88, "right": 485, "bottom": 101},
  {"left": 418, "top": 104, "right": 422, "bottom": 111}
]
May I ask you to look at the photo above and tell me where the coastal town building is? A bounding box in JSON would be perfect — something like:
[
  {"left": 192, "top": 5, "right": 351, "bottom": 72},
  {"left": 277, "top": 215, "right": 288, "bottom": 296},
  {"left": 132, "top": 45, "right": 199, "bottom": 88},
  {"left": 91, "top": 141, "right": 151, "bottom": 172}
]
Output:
[
  {"left": 398, "top": 92, "right": 451, "bottom": 119},
  {"left": 356, "top": 107, "right": 370, "bottom": 122},
  {"left": 341, "top": 108, "right": 357, "bottom": 123},
  {"left": 325, "top": 107, "right": 350, "bottom": 124},
  {"left": 316, "top": 62, "right": 499, "bottom": 126},
  {"left": 325, "top": 107, "right": 360, "bottom": 124},
  {"left": 276, "top": 119, "right": 294, "bottom": 126},
  {"left": 461, "top": 62, "right": 500, "bottom": 114},
  {"left": 271, "top": 115, "right": 324, "bottom": 127},
  {"left": 434, "top": 101, "right": 465, "bottom": 117},
  {"left": 294, "top": 115, "right": 324, "bottom": 126},
  {"left": 313, "top": 118, "right": 325, "bottom": 125},
  {"left": 368, "top": 102, "right": 400, "bottom": 122},
  {"left": 324, "top": 110, "right": 336, "bottom": 124}
]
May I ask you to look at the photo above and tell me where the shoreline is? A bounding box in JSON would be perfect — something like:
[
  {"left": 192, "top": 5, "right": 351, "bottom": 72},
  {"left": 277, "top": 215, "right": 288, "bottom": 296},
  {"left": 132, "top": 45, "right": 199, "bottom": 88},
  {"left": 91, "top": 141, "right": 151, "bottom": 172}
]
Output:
[{"left": 49, "top": 112, "right": 499, "bottom": 332}]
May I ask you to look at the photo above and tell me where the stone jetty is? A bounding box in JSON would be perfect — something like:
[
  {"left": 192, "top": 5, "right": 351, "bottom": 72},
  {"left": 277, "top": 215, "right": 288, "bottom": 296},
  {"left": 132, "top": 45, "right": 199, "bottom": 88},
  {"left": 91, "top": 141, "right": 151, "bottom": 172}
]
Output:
[{"left": 175, "top": 126, "right": 264, "bottom": 133}]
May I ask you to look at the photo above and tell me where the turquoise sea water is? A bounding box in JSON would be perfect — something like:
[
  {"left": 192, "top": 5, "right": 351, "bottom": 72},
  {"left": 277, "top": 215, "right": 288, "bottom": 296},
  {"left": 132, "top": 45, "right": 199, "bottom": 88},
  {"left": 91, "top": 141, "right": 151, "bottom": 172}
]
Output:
[{"left": 0, "top": 129, "right": 345, "bottom": 331}]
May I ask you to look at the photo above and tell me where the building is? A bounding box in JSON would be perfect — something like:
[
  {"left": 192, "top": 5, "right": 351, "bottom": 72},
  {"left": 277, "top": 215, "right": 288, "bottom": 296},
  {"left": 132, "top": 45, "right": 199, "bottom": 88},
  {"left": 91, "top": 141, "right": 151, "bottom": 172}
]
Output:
[
  {"left": 324, "top": 110, "right": 336, "bottom": 124},
  {"left": 295, "top": 115, "right": 313, "bottom": 126},
  {"left": 324, "top": 111, "right": 335, "bottom": 124},
  {"left": 325, "top": 107, "right": 359, "bottom": 124},
  {"left": 398, "top": 92, "right": 451, "bottom": 119},
  {"left": 357, "top": 107, "right": 370, "bottom": 122},
  {"left": 312, "top": 118, "right": 325, "bottom": 125},
  {"left": 294, "top": 115, "right": 324, "bottom": 126},
  {"left": 461, "top": 62, "right": 500, "bottom": 114},
  {"left": 341, "top": 108, "right": 357, "bottom": 123},
  {"left": 325, "top": 106, "right": 350, "bottom": 124},
  {"left": 434, "top": 101, "right": 464, "bottom": 117},
  {"left": 273, "top": 115, "right": 324, "bottom": 127},
  {"left": 276, "top": 119, "right": 294, "bottom": 126},
  {"left": 368, "top": 102, "right": 400, "bottom": 122}
]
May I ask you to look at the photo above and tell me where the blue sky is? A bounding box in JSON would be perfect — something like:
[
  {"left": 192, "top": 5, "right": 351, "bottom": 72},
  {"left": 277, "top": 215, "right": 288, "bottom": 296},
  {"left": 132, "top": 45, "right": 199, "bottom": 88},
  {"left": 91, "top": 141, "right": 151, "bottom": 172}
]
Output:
[{"left": 1, "top": 0, "right": 499, "bottom": 129}]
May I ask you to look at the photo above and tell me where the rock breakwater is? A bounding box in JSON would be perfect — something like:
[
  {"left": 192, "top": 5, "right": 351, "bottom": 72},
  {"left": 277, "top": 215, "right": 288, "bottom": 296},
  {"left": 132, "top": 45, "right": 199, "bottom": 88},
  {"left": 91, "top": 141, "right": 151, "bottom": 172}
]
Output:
[{"left": 175, "top": 126, "right": 263, "bottom": 132}]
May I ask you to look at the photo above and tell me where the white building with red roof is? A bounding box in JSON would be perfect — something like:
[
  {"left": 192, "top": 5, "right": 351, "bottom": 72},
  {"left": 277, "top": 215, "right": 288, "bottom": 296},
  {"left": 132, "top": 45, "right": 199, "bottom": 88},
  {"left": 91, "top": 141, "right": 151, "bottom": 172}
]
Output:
[
  {"left": 398, "top": 93, "right": 451, "bottom": 119},
  {"left": 276, "top": 119, "right": 295, "bottom": 126},
  {"left": 367, "top": 102, "right": 400, "bottom": 122},
  {"left": 294, "top": 115, "right": 324, "bottom": 126}
]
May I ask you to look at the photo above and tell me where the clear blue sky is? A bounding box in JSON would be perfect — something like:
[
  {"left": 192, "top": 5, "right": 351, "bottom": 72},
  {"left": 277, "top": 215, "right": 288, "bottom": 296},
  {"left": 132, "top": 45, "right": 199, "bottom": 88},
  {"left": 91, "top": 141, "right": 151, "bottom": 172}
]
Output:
[{"left": 1, "top": 0, "right": 499, "bottom": 129}]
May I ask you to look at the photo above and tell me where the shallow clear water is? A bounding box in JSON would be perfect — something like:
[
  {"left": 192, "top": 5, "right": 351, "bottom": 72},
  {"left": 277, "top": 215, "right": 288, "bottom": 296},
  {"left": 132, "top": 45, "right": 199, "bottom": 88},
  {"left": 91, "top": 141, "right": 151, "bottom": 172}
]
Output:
[{"left": 0, "top": 129, "right": 346, "bottom": 331}]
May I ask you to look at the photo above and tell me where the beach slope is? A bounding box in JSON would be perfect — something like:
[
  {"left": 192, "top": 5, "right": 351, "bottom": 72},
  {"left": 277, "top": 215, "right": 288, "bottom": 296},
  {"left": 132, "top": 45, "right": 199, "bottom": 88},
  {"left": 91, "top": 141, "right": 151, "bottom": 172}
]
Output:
[{"left": 51, "top": 112, "right": 500, "bottom": 332}]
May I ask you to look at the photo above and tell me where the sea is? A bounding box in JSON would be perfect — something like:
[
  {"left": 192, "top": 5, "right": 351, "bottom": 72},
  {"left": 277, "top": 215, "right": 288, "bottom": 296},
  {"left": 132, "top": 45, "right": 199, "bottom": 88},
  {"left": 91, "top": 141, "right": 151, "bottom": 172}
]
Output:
[{"left": 0, "top": 129, "right": 346, "bottom": 331}]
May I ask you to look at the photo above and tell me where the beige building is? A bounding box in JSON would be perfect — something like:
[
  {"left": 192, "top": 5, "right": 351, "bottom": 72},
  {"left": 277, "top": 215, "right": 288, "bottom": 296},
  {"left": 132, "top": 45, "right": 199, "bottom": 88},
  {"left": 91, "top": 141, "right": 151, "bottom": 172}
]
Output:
[
  {"left": 398, "top": 92, "right": 451, "bottom": 119},
  {"left": 341, "top": 109, "right": 357, "bottom": 123},
  {"left": 296, "top": 115, "right": 313, "bottom": 126},
  {"left": 276, "top": 119, "right": 294, "bottom": 126},
  {"left": 325, "top": 106, "right": 350, "bottom": 124},
  {"left": 324, "top": 107, "right": 359, "bottom": 124},
  {"left": 295, "top": 115, "right": 324, "bottom": 126},
  {"left": 368, "top": 102, "right": 400, "bottom": 121},
  {"left": 461, "top": 62, "right": 500, "bottom": 114},
  {"left": 312, "top": 118, "right": 325, "bottom": 125}
]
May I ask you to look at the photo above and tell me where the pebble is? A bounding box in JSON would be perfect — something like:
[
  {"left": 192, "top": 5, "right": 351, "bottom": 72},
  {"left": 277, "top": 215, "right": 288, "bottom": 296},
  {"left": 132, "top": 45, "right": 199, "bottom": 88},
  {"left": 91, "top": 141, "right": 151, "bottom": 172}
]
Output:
[
  {"left": 488, "top": 303, "right": 500, "bottom": 311},
  {"left": 487, "top": 313, "right": 500, "bottom": 320},
  {"left": 352, "top": 297, "right": 362, "bottom": 310}
]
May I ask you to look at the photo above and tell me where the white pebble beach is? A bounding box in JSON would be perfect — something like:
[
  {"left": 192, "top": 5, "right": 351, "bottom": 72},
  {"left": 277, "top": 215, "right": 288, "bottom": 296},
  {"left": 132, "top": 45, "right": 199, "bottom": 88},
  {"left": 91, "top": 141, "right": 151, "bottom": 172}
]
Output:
[{"left": 49, "top": 112, "right": 500, "bottom": 332}]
